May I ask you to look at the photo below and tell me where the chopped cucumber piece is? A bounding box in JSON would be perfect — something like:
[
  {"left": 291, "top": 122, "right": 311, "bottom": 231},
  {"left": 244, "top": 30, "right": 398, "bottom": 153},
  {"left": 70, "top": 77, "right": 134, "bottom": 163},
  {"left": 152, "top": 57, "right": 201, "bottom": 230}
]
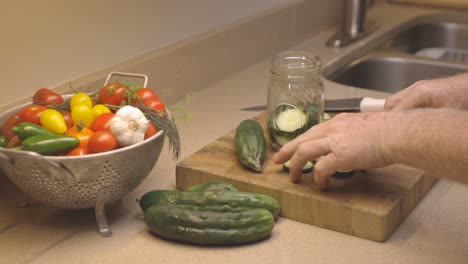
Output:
[
  {"left": 283, "top": 160, "right": 314, "bottom": 173},
  {"left": 323, "top": 112, "right": 331, "bottom": 121},
  {"left": 333, "top": 170, "right": 354, "bottom": 179},
  {"left": 268, "top": 103, "right": 310, "bottom": 150},
  {"left": 275, "top": 107, "right": 307, "bottom": 133}
]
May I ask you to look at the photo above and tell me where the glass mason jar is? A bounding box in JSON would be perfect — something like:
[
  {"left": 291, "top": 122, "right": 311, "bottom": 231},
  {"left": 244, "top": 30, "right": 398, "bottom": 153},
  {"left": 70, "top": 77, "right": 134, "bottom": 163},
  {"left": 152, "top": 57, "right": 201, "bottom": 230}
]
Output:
[{"left": 267, "top": 51, "right": 324, "bottom": 151}]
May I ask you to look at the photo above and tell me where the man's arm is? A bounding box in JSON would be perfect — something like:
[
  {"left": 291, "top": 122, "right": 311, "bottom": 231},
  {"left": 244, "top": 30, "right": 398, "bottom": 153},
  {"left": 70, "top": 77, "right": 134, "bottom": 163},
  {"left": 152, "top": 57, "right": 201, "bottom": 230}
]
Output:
[
  {"left": 385, "top": 109, "right": 468, "bottom": 184},
  {"left": 273, "top": 110, "right": 468, "bottom": 189},
  {"left": 385, "top": 73, "right": 468, "bottom": 111}
]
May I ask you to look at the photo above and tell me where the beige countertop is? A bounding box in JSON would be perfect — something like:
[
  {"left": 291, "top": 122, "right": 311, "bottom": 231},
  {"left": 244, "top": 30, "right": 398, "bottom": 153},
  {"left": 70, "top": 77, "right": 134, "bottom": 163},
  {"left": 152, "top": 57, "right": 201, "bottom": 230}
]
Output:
[{"left": 1, "top": 3, "right": 468, "bottom": 264}]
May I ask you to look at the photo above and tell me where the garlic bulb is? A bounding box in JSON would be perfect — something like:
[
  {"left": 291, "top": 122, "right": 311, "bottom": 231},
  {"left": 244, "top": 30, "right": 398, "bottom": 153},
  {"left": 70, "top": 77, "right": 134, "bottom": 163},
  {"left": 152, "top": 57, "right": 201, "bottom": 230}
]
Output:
[{"left": 109, "top": 105, "right": 149, "bottom": 147}]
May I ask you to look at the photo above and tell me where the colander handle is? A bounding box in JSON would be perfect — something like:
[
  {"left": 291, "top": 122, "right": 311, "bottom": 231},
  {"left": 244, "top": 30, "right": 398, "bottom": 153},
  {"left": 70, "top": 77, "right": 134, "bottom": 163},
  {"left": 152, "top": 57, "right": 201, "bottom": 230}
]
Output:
[
  {"left": 104, "top": 72, "right": 148, "bottom": 87},
  {"left": 0, "top": 151, "right": 14, "bottom": 175},
  {"left": 7, "top": 150, "right": 76, "bottom": 185}
]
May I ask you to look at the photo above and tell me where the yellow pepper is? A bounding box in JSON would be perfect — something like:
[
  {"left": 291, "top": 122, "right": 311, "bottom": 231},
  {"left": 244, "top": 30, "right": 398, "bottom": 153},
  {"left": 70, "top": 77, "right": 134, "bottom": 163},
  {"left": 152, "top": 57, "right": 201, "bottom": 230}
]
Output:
[
  {"left": 40, "top": 109, "right": 68, "bottom": 134},
  {"left": 71, "top": 104, "right": 95, "bottom": 128},
  {"left": 92, "top": 104, "right": 111, "bottom": 117},
  {"left": 70, "top": 93, "right": 93, "bottom": 109}
]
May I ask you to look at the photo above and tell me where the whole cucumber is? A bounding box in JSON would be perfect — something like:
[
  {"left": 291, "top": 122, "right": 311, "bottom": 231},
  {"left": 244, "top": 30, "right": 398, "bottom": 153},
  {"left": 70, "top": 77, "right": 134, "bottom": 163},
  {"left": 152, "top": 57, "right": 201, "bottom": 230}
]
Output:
[
  {"left": 139, "top": 189, "right": 280, "bottom": 218},
  {"left": 234, "top": 119, "right": 266, "bottom": 173},
  {"left": 144, "top": 205, "right": 274, "bottom": 245},
  {"left": 18, "top": 134, "right": 80, "bottom": 155},
  {"left": 12, "top": 122, "right": 55, "bottom": 140},
  {"left": 185, "top": 181, "right": 237, "bottom": 192}
]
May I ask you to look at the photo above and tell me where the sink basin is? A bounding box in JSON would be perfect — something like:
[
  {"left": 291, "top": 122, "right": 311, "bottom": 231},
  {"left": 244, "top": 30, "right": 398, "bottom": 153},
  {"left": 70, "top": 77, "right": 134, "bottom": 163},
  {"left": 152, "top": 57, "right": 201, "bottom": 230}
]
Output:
[
  {"left": 328, "top": 56, "right": 468, "bottom": 93},
  {"left": 327, "top": 18, "right": 468, "bottom": 93},
  {"left": 388, "top": 22, "right": 468, "bottom": 54}
]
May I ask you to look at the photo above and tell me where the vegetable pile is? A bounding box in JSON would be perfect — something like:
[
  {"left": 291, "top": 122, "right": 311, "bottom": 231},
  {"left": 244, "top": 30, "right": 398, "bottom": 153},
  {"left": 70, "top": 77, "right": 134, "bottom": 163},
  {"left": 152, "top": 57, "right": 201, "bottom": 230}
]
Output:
[
  {"left": 139, "top": 181, "right": 280, "bottom": 245},
  {"left": 0, "top": 83, "right": 181, "bottom": 158}
]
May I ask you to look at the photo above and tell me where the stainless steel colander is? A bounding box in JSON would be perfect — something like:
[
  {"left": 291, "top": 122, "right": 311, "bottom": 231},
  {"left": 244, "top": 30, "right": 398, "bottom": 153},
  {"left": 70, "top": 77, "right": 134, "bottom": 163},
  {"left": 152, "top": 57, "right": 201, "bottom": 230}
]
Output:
[{"left": 0, "top": 72, "right": 165, "bottom": 237}]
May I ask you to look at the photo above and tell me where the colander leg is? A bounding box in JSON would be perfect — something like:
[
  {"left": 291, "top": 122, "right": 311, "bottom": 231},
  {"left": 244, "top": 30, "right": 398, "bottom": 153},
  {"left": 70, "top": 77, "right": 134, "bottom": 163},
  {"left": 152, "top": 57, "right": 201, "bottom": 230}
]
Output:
[{"left": 95, "top": 188, "right": 112, "bottom": 237}]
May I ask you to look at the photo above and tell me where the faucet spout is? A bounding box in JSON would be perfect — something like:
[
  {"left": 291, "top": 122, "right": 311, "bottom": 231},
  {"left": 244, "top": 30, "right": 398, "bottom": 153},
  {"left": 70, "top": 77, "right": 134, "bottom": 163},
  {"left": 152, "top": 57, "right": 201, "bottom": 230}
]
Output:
[{"left": 327, "top": 0, "right": 375, "bottom": 48}]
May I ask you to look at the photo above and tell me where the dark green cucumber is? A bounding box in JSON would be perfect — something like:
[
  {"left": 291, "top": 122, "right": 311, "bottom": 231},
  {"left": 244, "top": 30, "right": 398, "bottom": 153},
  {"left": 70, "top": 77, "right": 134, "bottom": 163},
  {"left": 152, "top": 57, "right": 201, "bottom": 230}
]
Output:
[
  {"left": 12, "top": 122, "right": 55, "bottom": 140},
  {"left": 234, "top": 119, "right": 266, "bottom": 173},
  {"left": 144, "top": 205, "right": 274, "bottom": 245},
  {"left": 139, "top": 190, "right": 280, "bottom": 218},
  {"left": 185, "top": 181, "right": 237, "bottom": 192},
  {"left": 0, "top": 136, "right": 8, "bottom": 148},
  {"left": 16, "top": 134, "right": 80, "bottom": 155}
]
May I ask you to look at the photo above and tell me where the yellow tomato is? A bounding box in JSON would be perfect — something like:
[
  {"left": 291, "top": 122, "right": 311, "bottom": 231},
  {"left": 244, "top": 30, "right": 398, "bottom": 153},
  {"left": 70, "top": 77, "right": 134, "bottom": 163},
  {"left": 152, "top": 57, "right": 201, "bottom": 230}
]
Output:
[
  {"left": 70, "top": 93, "right": 93, "bottom": 109},
  {"left": 92, "top": 104, "right": 111, "bottom": 117},
  {"left": 40, "top": 109, "right": 68, "bottom": 134},
  {"left": 71, "top": 104, "right": 95, "bottom": 128}
]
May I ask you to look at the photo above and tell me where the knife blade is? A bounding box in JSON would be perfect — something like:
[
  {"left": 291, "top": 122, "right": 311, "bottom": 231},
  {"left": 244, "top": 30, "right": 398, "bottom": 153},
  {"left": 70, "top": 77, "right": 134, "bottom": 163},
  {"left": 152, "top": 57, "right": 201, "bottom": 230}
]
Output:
[{"left": 241, "top": 97, "right": 386, "bottom": 112}]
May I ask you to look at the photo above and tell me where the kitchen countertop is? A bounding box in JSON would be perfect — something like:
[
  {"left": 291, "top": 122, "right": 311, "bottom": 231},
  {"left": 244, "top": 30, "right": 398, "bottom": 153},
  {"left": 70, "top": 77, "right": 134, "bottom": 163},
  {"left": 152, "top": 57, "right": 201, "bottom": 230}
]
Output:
[{"left": 1, "top": 3, "right": 468, "bottom": 264}]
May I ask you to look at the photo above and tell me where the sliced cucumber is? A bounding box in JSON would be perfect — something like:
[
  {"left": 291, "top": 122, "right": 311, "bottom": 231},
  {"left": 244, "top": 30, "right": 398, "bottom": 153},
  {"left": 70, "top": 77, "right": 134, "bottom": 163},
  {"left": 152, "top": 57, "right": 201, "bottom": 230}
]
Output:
[
  {"left": 333, "top": 170, "right": 354, "bottom": 179},
  {"left": 275, "top": 106, "right": 307, "bottom": 133},
  {"left": 323, "top": 112, "right": 331, "bottom": 121},
  {"left": 283, "top": 160, "right": 314, "bottom": 173},
  {"left": 268, "top": 103, "right": 309, "bottom": 150}
]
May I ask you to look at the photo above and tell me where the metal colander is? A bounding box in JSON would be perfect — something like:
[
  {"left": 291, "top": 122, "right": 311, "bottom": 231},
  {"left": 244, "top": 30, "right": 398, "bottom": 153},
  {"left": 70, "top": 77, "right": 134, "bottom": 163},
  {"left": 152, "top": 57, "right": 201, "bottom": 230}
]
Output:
[{"left": 0, "top": 72, "right": 166, "bottom": 237}]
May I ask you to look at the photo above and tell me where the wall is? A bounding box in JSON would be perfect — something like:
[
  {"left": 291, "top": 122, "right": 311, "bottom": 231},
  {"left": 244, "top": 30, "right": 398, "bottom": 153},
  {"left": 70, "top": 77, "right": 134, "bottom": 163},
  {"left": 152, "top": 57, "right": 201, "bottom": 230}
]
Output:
[
  {"left": 0, "top": 0, "right": 291, "bottom": 106},
  {"left": 0, "top": 0, "right": 343, "bottom": 187}
]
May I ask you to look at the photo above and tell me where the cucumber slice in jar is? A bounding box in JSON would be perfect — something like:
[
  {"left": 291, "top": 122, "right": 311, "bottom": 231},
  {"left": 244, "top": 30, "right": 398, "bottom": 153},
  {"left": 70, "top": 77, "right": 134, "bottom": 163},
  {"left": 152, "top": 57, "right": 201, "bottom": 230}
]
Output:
[
  {"left": 275, "top": 105, "right": 307, "bottom": 133},
  {"left": 283, "top": 160, "right": 314, "bottom": 173},
  {"left": 268, "top": 103, "right": 309, "bottom": 150}
]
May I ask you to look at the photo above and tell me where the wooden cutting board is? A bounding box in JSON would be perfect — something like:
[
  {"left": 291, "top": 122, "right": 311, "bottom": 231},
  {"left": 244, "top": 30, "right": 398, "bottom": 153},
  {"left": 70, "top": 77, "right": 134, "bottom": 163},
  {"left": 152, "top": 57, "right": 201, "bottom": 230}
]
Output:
[{"left": 175, "top": 112, "right": 438, "bottom": 242}]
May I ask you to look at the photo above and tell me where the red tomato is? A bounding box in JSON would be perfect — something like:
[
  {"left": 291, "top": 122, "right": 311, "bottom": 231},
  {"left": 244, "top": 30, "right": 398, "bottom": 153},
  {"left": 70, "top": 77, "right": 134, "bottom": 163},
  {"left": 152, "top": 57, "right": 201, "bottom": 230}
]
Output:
[
  {"left": 33, "top": 88, "right": 64, "bottom": 106},
  {"left": 65, "top": 124, "right": 94, "bottom": 148},
  {"left": 88, "top": 131, "right": 118, "bottom": 153},
  {"left": 19, "top": 105, "right": 47, "bottom": 125},
  {"left": 6, "top": 135, "right": 21, "bottom": 148},
  {"left": 2, "top": 111, "right": 22, "bottom": 139},
  {"left": 98, "top": 83, "right": 129, "bottom": 106},
  {"left": 144, "top": 98, "right": 166, "bottom": 113},
  {"left": 91, "top": 113, "right": 115, "bottom": 132},
  {"left": 137, "top": 88, "right": 158, "bottom": 102},
  {"left": 144, "top": 122, "right": 160, "bottom": 139},
  {"left": 66, "top": 147, "right": 90, "bottom": 156},
  {"left": 59, "top": 110, "right": 73, "bottom": 130}
]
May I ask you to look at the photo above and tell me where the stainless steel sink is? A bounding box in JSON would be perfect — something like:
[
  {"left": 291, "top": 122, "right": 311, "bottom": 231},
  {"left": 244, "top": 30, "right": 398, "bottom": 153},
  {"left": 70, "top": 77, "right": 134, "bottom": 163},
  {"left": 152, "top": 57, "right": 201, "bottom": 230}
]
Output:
[
  {"left": 328, "top": 55, "right": 468, "bottom": 93},
  {"left": 387, "top": 22, "right": 468, "bottom": 54},
  {"left": 326, "top": 18, "right": 468, "bottom": 92}
]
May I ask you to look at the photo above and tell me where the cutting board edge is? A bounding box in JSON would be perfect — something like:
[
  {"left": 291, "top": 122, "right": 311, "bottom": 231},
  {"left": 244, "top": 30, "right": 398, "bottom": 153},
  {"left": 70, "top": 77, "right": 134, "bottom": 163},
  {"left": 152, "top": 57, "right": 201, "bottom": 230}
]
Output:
[{"left": 175, "top": 164, "right": 439, "bottom": 242}]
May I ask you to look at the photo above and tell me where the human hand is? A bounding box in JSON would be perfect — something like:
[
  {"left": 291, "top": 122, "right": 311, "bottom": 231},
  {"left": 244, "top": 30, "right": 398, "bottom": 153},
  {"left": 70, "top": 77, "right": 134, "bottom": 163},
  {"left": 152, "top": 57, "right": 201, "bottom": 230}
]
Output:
[
  {"left": 384, "top": 74, "right": 468, "bottom": 111},
  {"left": 272, "top": 112, "right": 393, "bottom": 189}
]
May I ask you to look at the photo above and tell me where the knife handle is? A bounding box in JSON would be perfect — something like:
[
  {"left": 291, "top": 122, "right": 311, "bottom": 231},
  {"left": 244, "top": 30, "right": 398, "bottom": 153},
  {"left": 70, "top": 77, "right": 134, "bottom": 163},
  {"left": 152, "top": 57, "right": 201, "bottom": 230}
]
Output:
[{"left": 360, "top": 97, "right": 386, "bottom": 112}]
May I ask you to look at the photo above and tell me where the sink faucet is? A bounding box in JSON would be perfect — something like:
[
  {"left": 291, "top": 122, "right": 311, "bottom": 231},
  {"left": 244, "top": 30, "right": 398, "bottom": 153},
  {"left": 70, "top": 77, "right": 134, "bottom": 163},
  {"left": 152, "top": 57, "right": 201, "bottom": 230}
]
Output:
[{"left": 327, "top": 0, "right": 375, "bottom": 48}]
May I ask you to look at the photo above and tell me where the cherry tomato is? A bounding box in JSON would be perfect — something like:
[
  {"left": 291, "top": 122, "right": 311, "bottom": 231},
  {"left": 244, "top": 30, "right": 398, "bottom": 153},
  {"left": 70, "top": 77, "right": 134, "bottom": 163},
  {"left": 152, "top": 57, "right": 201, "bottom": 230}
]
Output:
[
  {"left": 1, "top": 111, "right": 22, "bottom": 139},
  {"left": 144, "top": 98, "right": 166, "bottom": 114},
  {"left": 70, "top": 93, "right": 93, "bottom": 109},
  {"left": 98, "top": 83, "right": 129, "bottom": 106},
  {"left": 19, "top": 105, "right": 47, "bottom": 125},
  {"left": 6, "top": 135, "right": 21, "bottom": 148},
  {"left": 91, "top": 113, "right": 115, "bottom": 132},
  {"left": 88, "top": 131, "right": 118, "bottom": 153},
  {"left": 59, "top": 110, "right": 73, "bottom": 130},
  {"left": 134, "top": 88, "right": 158, "bottom": 104},
  {"left": 65, "top": 123, "right": 94, "bottom": 148},
  {"left": 144, "top": 122, "right": 160, "bottom": 139},
  {"left": 33, "top": 88, "right": 64, "bottom": 106},
  {"left": 66, "top": 147, "right": 90, "bottom": 156},
  {"left": 92, "top": 104, "right": 111, "bottom": 117}
]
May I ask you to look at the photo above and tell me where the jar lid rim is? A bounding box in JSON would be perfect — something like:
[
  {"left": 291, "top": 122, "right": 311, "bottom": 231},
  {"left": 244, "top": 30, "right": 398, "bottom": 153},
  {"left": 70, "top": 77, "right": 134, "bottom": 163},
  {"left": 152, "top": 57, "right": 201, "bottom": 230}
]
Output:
[{"left": 271, "top": 51, "right": 321, "bottom": 76}]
